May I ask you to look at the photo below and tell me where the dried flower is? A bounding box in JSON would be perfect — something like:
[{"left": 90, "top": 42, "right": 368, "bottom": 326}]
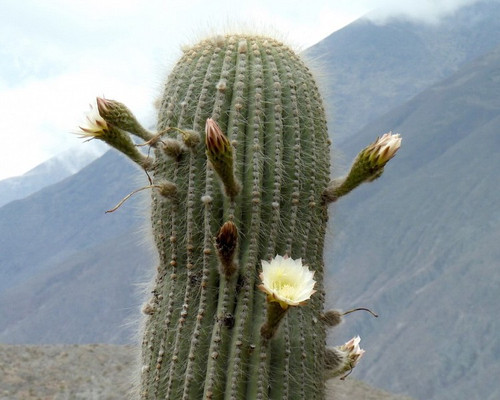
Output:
[
  {"left": 258, "top": 255, "right": 316, "bottom": 310},
  {"left": 325, "top": 336, "right": 365, "bottom": 379},
  {"left": 340, "top": 336, "right": 365, "bottom": 364}
]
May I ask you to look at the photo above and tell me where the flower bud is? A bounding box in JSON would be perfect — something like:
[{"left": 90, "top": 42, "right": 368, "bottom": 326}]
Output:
[
  {"left": 96, "top": 97, "right": 153, "bottom": 141},
  {"left": 79, "top": 101, "right": 150, "bottom": 169},
  {"left": 215, "top": 221, "right": 238, "bottom": 278},
  {"left": 323, "top": 132, "right": 402, "bottom": 203},
  {"left": 364, "top": 132, "right": 402, "bottom": 167},
  {"left": 205, "top": 118, "right": 240, "bottom": 198}
]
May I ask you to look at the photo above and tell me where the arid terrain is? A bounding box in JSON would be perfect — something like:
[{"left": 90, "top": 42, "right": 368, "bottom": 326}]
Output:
[{"left": 0, "top": 344, "right": 413, "bottom": 400}]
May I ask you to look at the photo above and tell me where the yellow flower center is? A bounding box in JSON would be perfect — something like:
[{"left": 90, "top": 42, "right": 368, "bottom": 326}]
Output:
[
  {"left": 274, "top": 284, "right": 298, "bottom": 300},
  {"left": 270, "top": 268, "right": 300, "bottom": 300}
]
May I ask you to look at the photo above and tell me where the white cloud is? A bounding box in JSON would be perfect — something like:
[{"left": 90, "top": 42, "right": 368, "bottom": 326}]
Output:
[
  {"left": 0, "top": 68, "right": 155, "bottom": 179},
  {"left": 1, "top": 0, "right": 360, "bottom": 179},
  {"left": 0, "top": 0, "right": 482, "bottom": 179},
  {"left": 365, "top": 0, "right": 482, "bottom": 24}
]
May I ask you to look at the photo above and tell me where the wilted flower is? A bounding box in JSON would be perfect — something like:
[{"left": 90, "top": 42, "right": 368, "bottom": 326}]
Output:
[
  {"left": 78, "top": 101, "right": 109, "bottom": 139},
  {"left": 325, "top": 336, "right": 365, "bottom": 379},
  {"left": 258, "top": 255, "right": 316, "bottom": 310},
  {"left": 340, "top": 336, "right": 365, "bottom": 363}
]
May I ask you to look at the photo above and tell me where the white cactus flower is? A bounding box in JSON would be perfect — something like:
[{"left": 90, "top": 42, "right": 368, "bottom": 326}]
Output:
[{"left": 258, "top": 254, "right": 316, "bottom": 310}]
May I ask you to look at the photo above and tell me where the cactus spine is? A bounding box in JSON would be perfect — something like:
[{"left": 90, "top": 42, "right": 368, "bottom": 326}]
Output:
[{"left": 80, "top": 34, "right": 400, "bottom": 400}]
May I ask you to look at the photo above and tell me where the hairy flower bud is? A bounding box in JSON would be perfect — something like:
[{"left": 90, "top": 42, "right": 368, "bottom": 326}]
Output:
[
  {"left": 215, "top": 221, "right": 239, "bottom": 278},
  {"left": 96, "top": 97, "right": 153, "bottom": 141},
  {"left": 205, "top": 118, "right": 240, "bottom": 198},
  {"left": 79, "top": 101, "right": 150, "bottom": 169},
  {"left": 365, "top": 132, "right": 402, "bottom": 167},
  {"left": 323, "top": 132, "right": 402, "bottom": 202}
]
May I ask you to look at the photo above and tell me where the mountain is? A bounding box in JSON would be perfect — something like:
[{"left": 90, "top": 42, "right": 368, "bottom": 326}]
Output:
[
  {"left": 326, "top": 41, "right": 500, "bottom": 400},
  {"left": 306, "top": 0, "right": 500, "bottom": 143},
  {"left": 0, "top": 142, "right": 106, "bottom": 208},
  {"left": 0, "top": 150, "right": 154, "bottom": 343},
  {"left": 1, "top": 2, "right": 499, "bottom": 400}
]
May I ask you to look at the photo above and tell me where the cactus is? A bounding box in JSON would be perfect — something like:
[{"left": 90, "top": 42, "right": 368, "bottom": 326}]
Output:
[{"left": 79, "top": 34, "right": 400, "bottom": 400}]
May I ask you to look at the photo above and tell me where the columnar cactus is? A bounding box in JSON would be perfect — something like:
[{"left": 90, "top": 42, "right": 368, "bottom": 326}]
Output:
[{"left": 80, "top": 34, "right": 400, "bottom": 400}]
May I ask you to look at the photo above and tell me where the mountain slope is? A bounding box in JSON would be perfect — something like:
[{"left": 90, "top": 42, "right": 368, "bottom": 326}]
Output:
[
  {"left": 0, "top": 150, "right": 148, "bottom": 291},
  {"left": 0, "top": 150, "right": 154, "bottom": 343},
  {"left": 0, "top": 143, "right": 106, "bottom": 208},
  {"left": 306, "top": 0, "right": 500, "bottom": 143},
  {"left": 326, "top": 41, "right": 500, "bottom": 400}
]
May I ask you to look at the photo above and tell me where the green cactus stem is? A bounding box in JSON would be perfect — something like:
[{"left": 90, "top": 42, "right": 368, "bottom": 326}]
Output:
[
  {"left": 140, "top": 34, "right": 332, "bottom": 400},
  {"left": 80, "top": 33, "right": 400, "bottom": 400}
]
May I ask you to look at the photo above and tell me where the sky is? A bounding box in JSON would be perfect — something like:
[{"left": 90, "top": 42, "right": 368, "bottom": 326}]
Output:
[{"left": 0, "top": 0, "right": 479, "bottom": 180}]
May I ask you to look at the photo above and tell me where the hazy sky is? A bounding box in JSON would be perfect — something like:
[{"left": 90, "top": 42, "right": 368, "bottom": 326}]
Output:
[{"left": 0, "top": 0, "right": 479, "bottom": 180}]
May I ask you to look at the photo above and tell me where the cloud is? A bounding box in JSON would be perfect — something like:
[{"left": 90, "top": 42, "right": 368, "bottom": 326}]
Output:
[
  {"left": 0, "top": 0, "right": 376, "bottom": 180},
  {"left": 365, "top": 0, "right": 484, "bottom": 25},
  {"left": 0, "top": 68, "right": 156, "bottom": 180}
]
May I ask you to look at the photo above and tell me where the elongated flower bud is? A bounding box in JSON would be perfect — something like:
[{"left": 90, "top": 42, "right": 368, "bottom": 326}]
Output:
[
  {"left": 215, "top": 221, "right": 238, "bottom": 278},
  {"left": 96, "top": 97, "right": 154, "bottom": 141},
  {"left": 205, "top": 118, "right": 240, "bottom": 199},
  {"left": 79, "top": 102, "right": 151, "bottom": 169}
]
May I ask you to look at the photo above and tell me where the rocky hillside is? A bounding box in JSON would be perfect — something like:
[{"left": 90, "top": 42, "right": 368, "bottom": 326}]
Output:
[{"left": 0, "top": 344, "right": 413, "bottom": 400}]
